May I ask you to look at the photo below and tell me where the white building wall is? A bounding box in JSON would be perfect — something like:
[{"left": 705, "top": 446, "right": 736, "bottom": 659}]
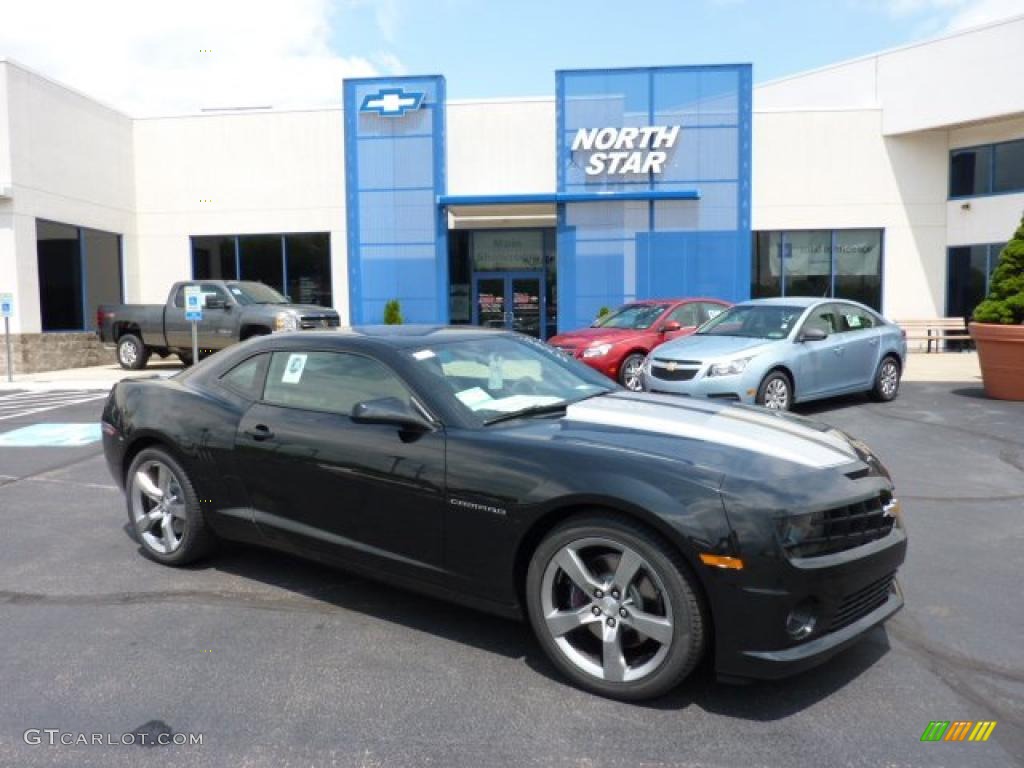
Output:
[
  {"left": 0, "top": 60, "right": 135, "bottom": 333},
  {"left": 752, "top": 107, "right": 950, "bottom": 319},
  {"left": 447, "top": 98, "right": 556, "bottom": 195},
  {"left": 946, "top": 115, "right": 1024, "bottom": 249},
  {"left": 132, "top": 108, "right": 349, "bottom": 319}
]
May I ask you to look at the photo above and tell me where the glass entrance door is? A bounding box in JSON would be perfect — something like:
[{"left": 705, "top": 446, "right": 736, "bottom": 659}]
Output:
[{"left": 472, "top": 272, "right": 546, "bottom": 338}]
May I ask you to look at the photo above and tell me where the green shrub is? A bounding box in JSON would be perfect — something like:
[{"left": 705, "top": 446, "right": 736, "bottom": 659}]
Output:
[
  {"left": 383, "top": 299, "right": 404, "bottom": 325},
  {"left": 597, "top": 306, "right": 611, "bottom": 318},
  {"left": 973, "top": 215, "right": 1024, "bottom": 324}
]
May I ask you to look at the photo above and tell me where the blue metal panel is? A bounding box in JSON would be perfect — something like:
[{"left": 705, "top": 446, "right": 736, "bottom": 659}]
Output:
[
  {"left": 344, "top": 76, "right": 447, "bottom": 324},
  {"left": 438, "top": 190, "right": 700, "bottom": 206},
  {"left": 556, "top": 65, "right": 752, "bottom": 330}
]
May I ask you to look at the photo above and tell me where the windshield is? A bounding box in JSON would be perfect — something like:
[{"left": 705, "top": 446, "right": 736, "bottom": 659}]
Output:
[
  {"left": 593, "top": 303, "right": 670, "bottom": 330},
  {"left": 697, "top": 305, "right": 804, "bottom": 340},
  {"left": 407, "top": 336, "right": 614, "bottom": 424},
  {"left": 228, "top": 282, "right": 289, "bottom": 305}
]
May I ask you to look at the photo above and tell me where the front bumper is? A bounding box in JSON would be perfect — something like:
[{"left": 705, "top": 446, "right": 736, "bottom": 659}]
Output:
[
  {"left": 643, "top": 365, "right": 761, "bottom": 403},
  {"left": 553, "top": 346, "right": 622, "bottom": 381},
  {"left": 708, "top": 528, "right": 908, "bottom": 682}
]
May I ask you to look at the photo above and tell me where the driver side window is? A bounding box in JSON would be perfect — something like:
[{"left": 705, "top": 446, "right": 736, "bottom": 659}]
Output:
[
  {"left": 262, "top": 351, "right": 412, "bottom": 416},
  {"left": 803, "top": 306, "right": 839, "bottom": 335},
  {"left": 666, "top": 303, "right": 701, "bottom": 327}
]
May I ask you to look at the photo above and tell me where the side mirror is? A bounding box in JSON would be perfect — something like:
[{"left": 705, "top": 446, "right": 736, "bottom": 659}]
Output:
[
  {"left": 351, "top": 397, "right": 433, "bottom": 433},
  {"left": 205, "top": 297, "right": 227, "bottom": 310},
  {"left": 799, "top": 327, "right": 828, "bottom": 342},
  {"left": 659, "top": 321, "right": 683, "bottom": 333}
]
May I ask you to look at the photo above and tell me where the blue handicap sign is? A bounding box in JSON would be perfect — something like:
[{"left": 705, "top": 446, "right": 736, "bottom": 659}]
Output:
[
  {"left": 0, "top": 423, "right": 102, "bottom": 447},
  {"left": 185, "top": 310, "right": 203, "bottom": 321}
]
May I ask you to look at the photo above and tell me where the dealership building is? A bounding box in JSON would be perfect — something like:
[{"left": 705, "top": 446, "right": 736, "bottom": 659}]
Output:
[{"left": 1, "top": 15, "right": 1023, "bottom": 372}]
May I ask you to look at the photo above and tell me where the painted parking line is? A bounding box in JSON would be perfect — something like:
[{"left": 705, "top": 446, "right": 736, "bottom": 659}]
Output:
[
  {"left": 0, "top": 423, "right": 102, "bottom": 447},
  {"left": 0, "top": 390, "right": 108, "bottom": 422}
]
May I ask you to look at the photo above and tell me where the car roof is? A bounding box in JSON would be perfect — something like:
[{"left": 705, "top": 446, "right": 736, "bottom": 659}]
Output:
[
  {"left": 737, "top": 297, "right": 825, "bottom": 308},
  {"left": 261, "top": 324, "right": 514, "bottom": 350},
  {"left": 619, "top": 297, "right": 728, "bottom": 306}
]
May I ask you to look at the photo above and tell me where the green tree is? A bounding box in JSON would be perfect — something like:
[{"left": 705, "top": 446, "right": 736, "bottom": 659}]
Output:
[
  {"left": 597, "top": 306, "right": 611, "bottom": 319},
  {"left": 974, "top": 214, "right": 1024, "bottom": 324},
  {"left": 383, "top": 299, "right": 404, "bottom": 325}
]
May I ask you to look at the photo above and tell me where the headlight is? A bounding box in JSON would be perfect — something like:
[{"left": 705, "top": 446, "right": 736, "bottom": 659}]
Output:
[
  {"left": 274, "top": 312, "right": 300, "bottom": 332},
  {"left": 582, "top": 343, "right": 613, "bottom": 359},
  {"left": 707, "top": 356, "right": 753, "bottom": 377}
]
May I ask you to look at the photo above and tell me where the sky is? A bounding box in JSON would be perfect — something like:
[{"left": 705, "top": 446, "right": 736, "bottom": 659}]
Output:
[{"left": 0, "top": 0, "right": 1021, "bottom": 116}]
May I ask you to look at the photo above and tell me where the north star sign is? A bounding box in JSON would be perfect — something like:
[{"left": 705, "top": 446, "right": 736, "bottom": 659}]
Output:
[{"left": 571, "top": 125, "right": 680, "bottom": 175}]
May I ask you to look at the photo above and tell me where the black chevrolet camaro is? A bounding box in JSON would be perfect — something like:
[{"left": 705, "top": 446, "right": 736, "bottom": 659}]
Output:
[{"left": 101, "top": 326, "right": 907, "bottom": 700}]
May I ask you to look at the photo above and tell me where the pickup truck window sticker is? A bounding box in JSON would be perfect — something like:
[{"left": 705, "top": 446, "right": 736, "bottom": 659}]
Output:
[
  {"left": 412, "top": 349, "right": 436, "bottom": 361},
  {"left": 281, "top": 353, "right": 307, "bottom": 384}
]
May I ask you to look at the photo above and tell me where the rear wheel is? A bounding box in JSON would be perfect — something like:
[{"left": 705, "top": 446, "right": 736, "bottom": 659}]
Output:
[
  {"left": 117, "top": 334, "right": 149, "bottom": 370},
  {"left": 126, "top": 448, "right": 214, "bottom": 566},
  {"left": 177, "top": 351, "right": 194, "bottom": 366},
  {"left": 869, "top": 355, "right": 901, "bottom": 402},
  {"left": 618, "top": 353, "right": 646, "bottom": 391},
  {"left": 525, "top": 514, "right": 706, "bottom": 700},
  {"left": 756, "top": 370, "right": 792, "bottom": 411}
]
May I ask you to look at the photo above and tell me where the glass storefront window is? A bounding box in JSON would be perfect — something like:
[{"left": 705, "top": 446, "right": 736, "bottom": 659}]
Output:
[
  {"left": 751, "top": 229, "right": 883, "bottom": 311},
  {"left": 947, "top": 243, "right": 1003, "bottom": 319},
  {"left": 782, "top": 230, "right": 831, "bottom": 299},
  {"left": 994, "top": 140, "right": 1024, "bottom": 194},
  {"left": 949, "top": 138, "right": 1024, "bottom": 198},
  {"left": 36, "top": 219, "right": 122, "bottom": 331},
  {"left": 190, "top": 233, "right": 333, "bottom": 309}
]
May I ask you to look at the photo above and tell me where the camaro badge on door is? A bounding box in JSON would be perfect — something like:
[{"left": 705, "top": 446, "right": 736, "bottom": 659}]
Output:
[{"left": 449, "top": 498, "right": 507, "bottom": 517}]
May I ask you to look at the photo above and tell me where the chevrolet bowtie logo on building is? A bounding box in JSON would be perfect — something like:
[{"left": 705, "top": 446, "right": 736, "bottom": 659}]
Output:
[
  {"left": 359, "top": 87, "right": 425, "bottom": 117},
  {"left": 920, "top": 720, "right": 997, "bottom": 742}
]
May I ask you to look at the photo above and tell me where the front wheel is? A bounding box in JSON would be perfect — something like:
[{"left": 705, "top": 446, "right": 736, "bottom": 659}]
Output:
[
  {"left": 525, "top": 515, "right": 706, "bottom": 700},
  {"left": 117, "top": 334, "right": 150, "bottom": 370},
  {"left": 869, "top": 355, "right": 901, "bottom": 402},
  {"left": 618, "top": 353, "right": 647, "bottom": 391},
  {"left": 756, "top": 370, "right": 792, "bottom": 411}
]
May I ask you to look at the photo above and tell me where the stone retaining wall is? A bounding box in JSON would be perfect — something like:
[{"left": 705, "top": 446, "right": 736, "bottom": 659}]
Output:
[{"left": 0, "top": 332, "right": 111, "bottom": 375}]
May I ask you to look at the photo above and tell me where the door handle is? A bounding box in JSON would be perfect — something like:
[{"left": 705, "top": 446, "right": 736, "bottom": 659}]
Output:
[
  {"left": 244, "top": 424, "right": 274, "bottom": 441},
  {"left": 869, "top": 337, "right": 880, "bottom": 345},
  {"left": 833, "top": 347, "right": 844, "bottom": 355}
]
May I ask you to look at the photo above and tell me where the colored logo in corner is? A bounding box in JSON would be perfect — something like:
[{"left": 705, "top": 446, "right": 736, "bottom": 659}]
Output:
[
  {"left": 359, "top": 87, "right": 424, "bottom": 117},
  {"left": 921, "top": 720, "right": 997, "bottom": 742}
]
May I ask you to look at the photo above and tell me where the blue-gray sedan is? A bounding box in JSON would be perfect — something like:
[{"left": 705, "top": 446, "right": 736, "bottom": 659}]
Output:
[{"left": 642, "top": 297, "right": 907, "bottom": 410}]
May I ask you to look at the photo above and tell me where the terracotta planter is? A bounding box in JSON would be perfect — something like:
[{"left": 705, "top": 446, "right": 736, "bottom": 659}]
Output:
[{"left": 969, "top": 322, "right": 1024, "bottom": 401}]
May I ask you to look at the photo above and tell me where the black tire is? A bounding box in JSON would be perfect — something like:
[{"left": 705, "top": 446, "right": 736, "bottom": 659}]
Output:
[
  {"left": 756, "top": 370, "right": 792, "bottom": 411},
  {"left": 177, "top": 351, "right": 194, "bottom": 367},
  {"left": 116, "top": 334, "right": 150, "bottom": 370},
  {"left": 525, "top": 514, "right": 707, "bottom": 701},
  {"left": 869, "top": 355, "right": 902, "bottom": 402},
  {"left": 125, "top": 447, "right": 215, "bottom": 566},
  {"left": 618, "top": 353, "right": 647, "bottom": 391}
]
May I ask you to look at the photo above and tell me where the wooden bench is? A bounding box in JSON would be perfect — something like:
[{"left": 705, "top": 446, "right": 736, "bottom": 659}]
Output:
[{"left": 896, "top": 317, "right": 972, "bottom": 353}]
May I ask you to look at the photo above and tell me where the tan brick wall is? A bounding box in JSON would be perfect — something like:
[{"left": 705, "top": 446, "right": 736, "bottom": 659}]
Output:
[{"left": 0, "top": 332, "right": 110, "bottom": 375}]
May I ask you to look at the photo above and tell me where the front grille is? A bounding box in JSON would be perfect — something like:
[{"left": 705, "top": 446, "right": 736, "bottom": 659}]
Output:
[
  {"left": 650, "top": 359, "right": 700, "bottom": 381},
  {"left": 829, "top": 571, "right": 896, "bottom": 632},
  {"left": 779, "top": 493, "right": 896, "bottom": 558},
  {"left": 300, "top": 316, "right": 340, "bottom": 329}
]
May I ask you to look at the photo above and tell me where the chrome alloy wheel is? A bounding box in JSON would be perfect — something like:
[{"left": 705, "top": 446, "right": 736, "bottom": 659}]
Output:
[
  {"left": 763, "top": 377, "right": 790, "bottom": 410},
  {"left": 621, "top": 357, "right": 645, "bottom": 392},
  {"left": 131, "top": 460, "right": 187, "bottom": 554},
  {"left": 879, "top": 359, "right": 899, "bottom": 398},
  {"left": 119, "top": 338, "right": 139, "bottom": 367},
  {"left": 540, "top": 537, "right": 673, "bottom": 683}
]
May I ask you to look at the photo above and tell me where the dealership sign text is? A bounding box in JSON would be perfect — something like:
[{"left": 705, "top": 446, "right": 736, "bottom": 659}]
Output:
[{"left": 571, "top": 125, "right": 680, "bottom": 175}]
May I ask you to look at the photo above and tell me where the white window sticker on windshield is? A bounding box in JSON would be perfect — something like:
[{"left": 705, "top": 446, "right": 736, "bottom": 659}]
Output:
[
  {"left": 281, "top": 353, "right": 307, "bottom": 384},
  {"left": 455, "top": 387, "right": 494, "bottom": 409},
  {"left": 707, "top": 308, "right": 723, "bottom": 319},
  {"left": 488, "top": 355, "right": 504, "bottom": 390},
  {"left": 412, "top": 349, "right": 436, "bottom": 361}
]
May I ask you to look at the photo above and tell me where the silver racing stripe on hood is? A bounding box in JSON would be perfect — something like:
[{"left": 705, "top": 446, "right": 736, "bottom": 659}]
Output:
[{"left": 564, "top": 395, "right": 857, "bottom": 469}]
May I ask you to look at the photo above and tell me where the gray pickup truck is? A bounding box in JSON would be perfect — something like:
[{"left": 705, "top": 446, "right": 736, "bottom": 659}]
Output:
[{"left": 97, "top": 280, "right": 340, "bottom": 369}]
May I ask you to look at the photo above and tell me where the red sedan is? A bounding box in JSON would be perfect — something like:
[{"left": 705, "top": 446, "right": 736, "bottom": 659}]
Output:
[{"left": 548, "top": 299, "right": 731, "bottom": 391}]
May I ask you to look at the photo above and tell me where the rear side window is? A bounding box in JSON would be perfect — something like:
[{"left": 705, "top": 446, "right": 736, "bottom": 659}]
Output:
[
  {"left": 836, "top": 306, "right": 876, "bottom": 332},
  {"left": 262, "top": 351, "right": 412, "bottom": 416},
  {"left": 219, "top": 354, "right": 268, "bottom": 400},
  {"left": 700, "top": 303, "right": 726, "bottom": 323},
  {"left": 803, "top": 306, "right": 839, "bottom": 335}
]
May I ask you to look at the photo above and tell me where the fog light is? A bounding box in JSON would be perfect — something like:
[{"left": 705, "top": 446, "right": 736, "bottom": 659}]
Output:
[{"left": 786, "top": 599, "right": 818, "bottom": 640}]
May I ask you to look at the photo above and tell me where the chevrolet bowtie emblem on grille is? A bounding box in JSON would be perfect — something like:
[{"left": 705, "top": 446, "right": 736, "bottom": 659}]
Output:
[
  {"left": 359, "top": 87, "right": 425, "bottom": 117},
  {"left": 666, "top": 361, "right": 677, "bottom": 372}
]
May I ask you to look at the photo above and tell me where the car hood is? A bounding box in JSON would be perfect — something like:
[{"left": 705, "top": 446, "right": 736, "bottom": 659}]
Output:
[
  {"left": 501, "top": 392, "right": 860, "bottom": 481},
  {"left": 655, "top": 334, "right": 774, "bottom": 360},
  {"left": 549, "top": 327, "right": 647, "bottom": 347}
]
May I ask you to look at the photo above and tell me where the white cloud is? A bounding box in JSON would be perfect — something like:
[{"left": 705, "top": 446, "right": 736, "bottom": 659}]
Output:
[
  {"left": 0, "top": 0, "right": 404, "bottom": 116},
  {"left": 870, "top": 0, "right": 1023, "bottom": 30}
]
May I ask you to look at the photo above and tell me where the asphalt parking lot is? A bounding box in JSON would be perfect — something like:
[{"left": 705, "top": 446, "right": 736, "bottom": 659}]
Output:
[{"left": 0, "top": 382, "right": 1021, "bottom": 767}]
